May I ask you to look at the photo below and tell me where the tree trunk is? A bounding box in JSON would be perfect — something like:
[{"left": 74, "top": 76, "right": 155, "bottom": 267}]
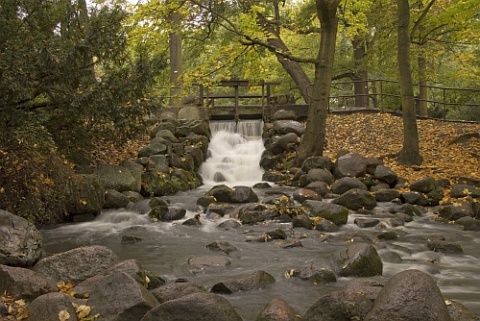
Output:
[
  {"left": 295, "top": 0, "right": 340, "bottom": 166},
  {"left": 417, "top": 46, "right": 428, "bottom": 117},
  {"left": 352, "top": 36, "right": 369, "bottom": 108},
  {"left": 397, "top": 0, "right": 423, "bottom": 165},
  {"left": 169, "top": 11, "right": 183, "bottom": 107},
  {"left": 257, "top": 14, "right": 312, "bottom": 103}
]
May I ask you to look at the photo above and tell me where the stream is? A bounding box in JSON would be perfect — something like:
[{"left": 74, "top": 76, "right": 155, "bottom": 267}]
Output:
[{"left": 41, "top": 121, "right": 480, "bottom": 320}]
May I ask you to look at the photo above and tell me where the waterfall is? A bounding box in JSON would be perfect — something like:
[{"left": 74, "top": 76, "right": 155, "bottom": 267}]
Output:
[{"left": 198, "top": 120, "right": 265, "bottom": 187}]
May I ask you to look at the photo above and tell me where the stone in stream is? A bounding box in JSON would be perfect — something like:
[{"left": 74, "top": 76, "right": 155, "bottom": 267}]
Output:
[
  {"left": 331, "top": 243, "right": 383, "bottom": 277},
  {"left": 205, "top": 241, "right": 239, "bottom": 256},
  {"left": 255, "top": 297, "right": 302, "bottom": 321},
  {"left": 211, "top": 270, "right": 275, "bottom": 294},
  {"left": 331, "top": 188, "right": 377, "bottom": 211},
  {"left": 331, "top": 176, "right": 368, "bottom": 195},
  {"left": 365, "top": 269, "right": 451, "bottom": 321},
  {"left": 187, "top": 255, "right": 231, "bottom": 274},
  {"left": 140, "top": 292, "right": 243, "bottom": 321},
  {"left": 150, "top": 282, "right": 207, "bottom": 304}
]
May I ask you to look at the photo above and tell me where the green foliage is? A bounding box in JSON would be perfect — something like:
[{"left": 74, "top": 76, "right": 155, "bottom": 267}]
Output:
[{"left": 0, "top": 0, "right": 167, "bottom": 161}]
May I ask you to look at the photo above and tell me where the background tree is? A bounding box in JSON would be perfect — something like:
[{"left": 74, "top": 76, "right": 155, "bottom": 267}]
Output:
[{"left": 397, "top": 0, "right": 422, "bottom": 165}]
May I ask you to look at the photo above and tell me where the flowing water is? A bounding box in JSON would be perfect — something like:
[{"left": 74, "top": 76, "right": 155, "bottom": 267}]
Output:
[{"left": 41, "top": 121, "right": 480, "bottom": 319}]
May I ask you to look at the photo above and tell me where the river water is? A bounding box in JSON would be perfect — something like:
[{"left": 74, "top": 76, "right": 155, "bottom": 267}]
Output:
[{"left": 41, "top": 121, "right": 480, "bottom": 319}]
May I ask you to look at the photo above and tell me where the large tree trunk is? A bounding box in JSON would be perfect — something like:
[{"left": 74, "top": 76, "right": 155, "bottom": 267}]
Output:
[
  {"left": 169, "top": 11, "right": 183, "bottom": 107},
  {"left": 417, "top": 46, "right": 428, "bottom": 117},
  {"left": 397, "top": 0, "right": 423, "bottom": 165},
  {"left": 352, "top": 36, "right": 369, "bottom": 108},
  {"left": 295, "top": 0, "right": 340, "bottom": 166},
  {"left": 257, "top": 14, "right": 312, "bottom": 103}
]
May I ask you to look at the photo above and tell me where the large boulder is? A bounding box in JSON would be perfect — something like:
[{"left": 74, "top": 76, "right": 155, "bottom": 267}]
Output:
[
  {"left": 32, "top": 245, "right": 118, "bottom": 284},
  {"left": 331, "top": 243, "right": 383, "bottom": 277},
  {"left": 86, "top": 272, "right": 159, "bottom": 321},
  {"left": 365, "top": 269, "right": 451, "bottom": 321},
  {"left": 104, "top": 189, "right": 130, "bottom": 209},
  {"left": 334, "top": 152, "right": 367, "bottom": 178},
  {"left": 65, "top": 174, "right": 105, "bottom": 217},
  {"left": 95, "top": 164, "right": 140, "bottom": 193},
  {"left": 373, "top": 165, "right": 398, "bottom": 185},
  {"left": 331, "top": 188, "right": 377, "bottom": 211},
  {"left": 409, "top": 176, "right": 437, "bottom": 193},
  {"left": 26, "top": 292, "right": 79, "bottom": 321},
  {"left": 306, "top": 168, "right": 335, "bottom": 185},
  {"left": 301, "top": 200, "right": 349, "bottom": 226},
  {"left": 272, "top": 120, "right": 305, "bottom": 136},
  {"left": 140, "top": 292, "right": 243, "bottom": 321},
  {"left": 0, "top": 264, "right": 57, "bottom": 301},
  {"left": 211, "top": 270, "right": 275, "bottom": 294},
  {"left": 141, "top": 170, "right": 177, "bottom": 196},
  {"left": 303, "top": 290, "right": 373, "bottom": 321},
  {"left": 0, "top": 210, "right": 44, "bottom": 267},
  {"left": 177, "top": 106, "right": 201, "bottom": 120}
]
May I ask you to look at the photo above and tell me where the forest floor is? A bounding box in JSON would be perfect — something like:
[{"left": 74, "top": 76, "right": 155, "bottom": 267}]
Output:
[{"left": 101, "top": 112, "right": 480, "bottom": 185}]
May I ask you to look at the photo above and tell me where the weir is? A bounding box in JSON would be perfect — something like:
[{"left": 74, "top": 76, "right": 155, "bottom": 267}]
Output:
[{"left": 198, "top": 120, "right": 265, "bottom": 186}]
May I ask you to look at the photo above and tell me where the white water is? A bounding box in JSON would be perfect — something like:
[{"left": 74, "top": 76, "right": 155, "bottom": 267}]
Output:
[{"left": 198, "top": 120, "right": 265, "bottom": 187}]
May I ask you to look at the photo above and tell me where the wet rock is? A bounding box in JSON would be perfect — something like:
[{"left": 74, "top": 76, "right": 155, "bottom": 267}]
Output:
[
  {"left": 0, "top": 210, "right": 45, "bottom": 267},
  {"left": 288, "top": 267, "right": 336, "bottom": 284},
  {"left": 104, "top": 189, "right": 130, "bottom": 209},
  {"left": 331, "top": 177, "right": 368, "bottom": 195},
  {"left": 354, "top": 218, "right": 380, "bottom": 228},
  {"left": 230, "top": 185, "right": 259, "bottom": 203},
  {"left": 306, "top": 168, "right": 335, "bottom": 185},
  {"left": 257, "top": 229, "right": 288, "bottom": 242},
  {"left": 217, "top": 219, "right": 242, "bottom": 230},
  {"left": 401, "top": 191, "right": 429, "bottom": 206},
  {"left": 334, "top": 152, "right": 367, "bottom": 178},
  {"left": 303, "top": 290, "right": 373, "bottom": 321},
  {"left": 292, "top": 214, "right": 313, "bottom": 230},
  {"left": 391, "top": 203, "right": 423, "bottom": 217},
  {"left": 122, "top": 191, "right": 143, "bottom": 203},
  {"left": 314, "top": 218, "right": 339, "bottom": 232},
  {"left": 206, "top": 241, "right": 239, "bottom": 256},
  {"left": 438, "top": 201, "right": 473, "bottom": 221},
  {"left": 378, "top": 231, "right": 398, "bottom": 240},
  {"left": 304, "top": 181, "right": 330, "bottom": 197},
  {"left": 409, "top": 176, "right": 437, "bottom": 193},
  {"left": 456, "top": 216, "right": 480, "bottom": 231},
  {"left": 188, "top": 255, "right": 231, "bottom": 274},
  {"left": 301, "top": 156, "right": 333, "bottom": 172},
  {"left": 182, "top": 214, "right": 203, "bottom": 226},
  {"left": 150, "top": 282, "right": 207, "bottom": 304},
  {"left": 278, "top": 240, "right": 303, "bottom": 249},
  {"left": 86, "top": 272, "right": 159, "bottom": 320},
  {"left": 292, "top": 188, "right": 322, "bottom": 203},
  {"left": 373, "top": 165, "right": 398, "bottom": 185},
  {"left": 141, "top": 170, "right": 177, "bottom": 196},
  {"left": 26, "top": 292, "right": 79, "bottom": 321},
  {"left": 140, "top": 292, "right": 243, "bottom": 321},
  {"left": 302, "top": 200, "right": 349, "bottom": 226},
  {"left": 121, "top": 235, "right": 143, "bottom": 244},
  {"left": 380, "top": 251, "right": 403, "bottom": 263},
  {"left": 365, "top": 269, "right": 451, "bottom": 321},
  {"left": 371, "top": 182, "right": 391, "bottom": 192},
  {"left": 255, "top": 297, "right": 302, "bottom": 321},
  {"left": 332, "top": 243, "right": 383, "bottom": 277},
  {"left": 0, "top": 264, "right": 57, "bottom": 301},
  {"left": 331, "top": 188, "right": 377, "bottom": 211},
  {"left": 146, "top": 154, "right": 170, "bottom": 173},
  {"left": 427, "top": 238, "right": 463, "bottom": 253},
  {"left": 65, "top": 174, "right": 105, "bottom": 218},
  {"left": 211, "top": 270, "right": 275, "bottom": 294},
  {"left": 32, "top": 245, "right": 118, "bottom": 284},
  {"left": 446, "top": 300, "right": 479, "bottom": 321},
  {"left": 374, "top": 189, "right": 401, "bottom": 202}
]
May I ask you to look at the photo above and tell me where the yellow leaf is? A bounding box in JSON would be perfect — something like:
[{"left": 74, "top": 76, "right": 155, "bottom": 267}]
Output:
[
  {"left": 58, "top": 310, "right": 71, "bottom": 321},
  {"left": 76, "top": 305, "right": 91, "bottom": 318}
]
